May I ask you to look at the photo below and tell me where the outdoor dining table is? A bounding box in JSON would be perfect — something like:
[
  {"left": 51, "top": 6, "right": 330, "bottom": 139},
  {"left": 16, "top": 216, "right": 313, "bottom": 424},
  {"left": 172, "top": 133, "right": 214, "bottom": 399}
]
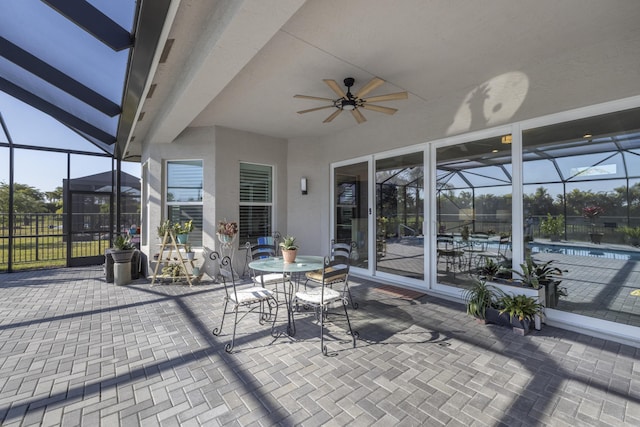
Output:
[{"left": 248, "top": 255, "right": 325, "bottom": 336}]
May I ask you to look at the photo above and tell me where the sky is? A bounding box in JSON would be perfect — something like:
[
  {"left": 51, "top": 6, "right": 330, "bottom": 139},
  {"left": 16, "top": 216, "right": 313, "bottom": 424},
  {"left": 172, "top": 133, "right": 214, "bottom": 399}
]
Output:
[
  {"left": 0, "top": 92, "right": 139, "bottom": 193},
  {"left": 0, "top": 0, "right": 139, "bottom": 194}
]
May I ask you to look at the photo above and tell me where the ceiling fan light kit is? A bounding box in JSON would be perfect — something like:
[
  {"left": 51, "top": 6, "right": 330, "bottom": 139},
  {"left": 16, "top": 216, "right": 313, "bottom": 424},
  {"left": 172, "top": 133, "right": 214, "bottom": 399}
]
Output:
[{"left": 295, "top": 77, "right": 408, "bottom": 124}]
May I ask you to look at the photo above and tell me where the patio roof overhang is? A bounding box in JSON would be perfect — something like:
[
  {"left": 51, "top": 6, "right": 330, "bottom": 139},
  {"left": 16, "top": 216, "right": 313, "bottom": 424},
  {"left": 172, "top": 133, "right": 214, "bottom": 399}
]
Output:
[{"left": 0, "top": 0, "right": 171, "bottom": 159}]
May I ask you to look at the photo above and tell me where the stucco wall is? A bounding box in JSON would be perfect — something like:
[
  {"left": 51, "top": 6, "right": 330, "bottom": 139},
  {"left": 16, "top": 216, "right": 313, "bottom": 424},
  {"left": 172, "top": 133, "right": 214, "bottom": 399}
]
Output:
[{"left": 141, "top": 125, "right": 288, "bottom": 273}]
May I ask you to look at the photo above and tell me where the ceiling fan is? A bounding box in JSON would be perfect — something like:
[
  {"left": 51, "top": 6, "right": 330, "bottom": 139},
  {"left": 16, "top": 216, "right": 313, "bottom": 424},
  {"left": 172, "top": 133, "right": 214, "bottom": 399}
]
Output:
[{"left": 294, "top": 77, "right": 408, "bottom": 124}]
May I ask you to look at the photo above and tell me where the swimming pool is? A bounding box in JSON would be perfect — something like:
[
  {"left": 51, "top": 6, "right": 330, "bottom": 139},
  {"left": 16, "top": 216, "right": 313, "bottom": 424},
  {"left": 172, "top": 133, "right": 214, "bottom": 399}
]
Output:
[{"left": 528, "top": 242, "right": 640, "bottom": 260}]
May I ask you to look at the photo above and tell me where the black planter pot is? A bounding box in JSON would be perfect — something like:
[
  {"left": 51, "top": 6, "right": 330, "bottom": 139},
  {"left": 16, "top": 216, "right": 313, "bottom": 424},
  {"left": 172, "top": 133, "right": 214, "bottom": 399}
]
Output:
[
  {"left": 110, "top": 249, "right": 135, "bottom": 263},
  {"left": 511, "top": 317, "right": 531, "bottom": 335},
  {"left": 484, "top": 307, "right": 511, "bottom": 327},
  {"left": 590, "top": 232, "right": 604, "bottom": 244}
]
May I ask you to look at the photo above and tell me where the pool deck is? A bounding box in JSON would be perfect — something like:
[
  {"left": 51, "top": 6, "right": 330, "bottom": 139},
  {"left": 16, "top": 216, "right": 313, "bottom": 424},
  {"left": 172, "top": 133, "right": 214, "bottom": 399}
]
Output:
[{"left": 1, "top": 266, "right": 639, "bottom": 426}]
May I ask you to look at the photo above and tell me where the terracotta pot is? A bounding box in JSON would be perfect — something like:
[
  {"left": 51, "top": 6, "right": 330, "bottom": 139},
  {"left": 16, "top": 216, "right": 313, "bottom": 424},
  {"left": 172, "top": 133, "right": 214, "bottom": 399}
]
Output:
[{"left": 282, "top": 249, "right": 297, "bottom": 263}]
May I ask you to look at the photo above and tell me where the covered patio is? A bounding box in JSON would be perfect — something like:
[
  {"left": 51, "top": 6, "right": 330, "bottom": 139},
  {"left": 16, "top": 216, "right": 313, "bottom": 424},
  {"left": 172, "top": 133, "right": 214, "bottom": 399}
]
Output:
[{"left": 0, "top": 268, "right": 638, "bottom": 425}]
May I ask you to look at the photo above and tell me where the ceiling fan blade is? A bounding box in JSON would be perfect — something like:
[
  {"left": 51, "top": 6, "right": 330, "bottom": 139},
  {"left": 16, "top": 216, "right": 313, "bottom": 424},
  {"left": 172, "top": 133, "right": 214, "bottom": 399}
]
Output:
[
  {"left": 361, "top": 104, "right": 398, "bottom": 115},
  {"left": 294, "top": 94, "right": 335, "bottom": 102},
  {"left": 362, "top": 92, "right": 408, "bottom": 103},
  {"left": 323, "top": 109, "right": 343, "bottom": 123},
  {"left": 355, "top": 77, "right": 385, "bottom": 98},
  {"left": 297, "top": 105, "right": 335, "bottom": 114},
  {"left": 323, "top": 79, "right": 346, "bottom": 98},
  {"left": 351, "top": 108, "right": 367, "bottom": 124}
]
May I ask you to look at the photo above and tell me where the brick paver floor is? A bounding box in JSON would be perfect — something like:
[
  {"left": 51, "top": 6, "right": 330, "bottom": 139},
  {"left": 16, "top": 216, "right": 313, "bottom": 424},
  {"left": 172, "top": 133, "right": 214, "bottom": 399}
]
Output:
[{"left": 0, "top": 266, "right": 639, "bottom": 426}]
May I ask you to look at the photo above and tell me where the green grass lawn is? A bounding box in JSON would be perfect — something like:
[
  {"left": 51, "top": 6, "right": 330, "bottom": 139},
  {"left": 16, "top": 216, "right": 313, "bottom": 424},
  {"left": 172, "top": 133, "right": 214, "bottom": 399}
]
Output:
[{"left": 1, "top": 234, "right": 111, "bottom": 271}]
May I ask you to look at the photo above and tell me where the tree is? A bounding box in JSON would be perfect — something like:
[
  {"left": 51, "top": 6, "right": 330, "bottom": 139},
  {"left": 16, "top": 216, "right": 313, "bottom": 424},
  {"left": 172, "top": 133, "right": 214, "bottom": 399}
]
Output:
[
  {"left": 44, "top": 186, "right": 64, "bottom": 213},
  {"left": 0, "top": 182, "right": 47, "bottom": 214}
]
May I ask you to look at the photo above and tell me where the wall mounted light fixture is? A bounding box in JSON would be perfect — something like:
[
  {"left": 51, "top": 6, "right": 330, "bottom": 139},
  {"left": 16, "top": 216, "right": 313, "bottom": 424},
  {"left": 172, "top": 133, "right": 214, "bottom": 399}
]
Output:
[{"left": 301, "top": 177, "right": 308, "bottom": 195}]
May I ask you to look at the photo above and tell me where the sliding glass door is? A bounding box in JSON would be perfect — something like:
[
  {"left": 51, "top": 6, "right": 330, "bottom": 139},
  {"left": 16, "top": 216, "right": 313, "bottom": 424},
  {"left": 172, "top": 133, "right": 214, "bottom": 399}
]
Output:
[
  {"left": 375, "top": 152, "right": 425, "bottom": 280},
  {"left": 334, "top": 162, "right": 369, "bottom": 269}
]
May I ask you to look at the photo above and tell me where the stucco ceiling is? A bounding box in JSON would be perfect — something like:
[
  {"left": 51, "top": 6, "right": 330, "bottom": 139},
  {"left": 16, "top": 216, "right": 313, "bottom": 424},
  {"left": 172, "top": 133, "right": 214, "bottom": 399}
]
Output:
[{"left": 125, "top": 0, "right": 640, "bottom": 158}]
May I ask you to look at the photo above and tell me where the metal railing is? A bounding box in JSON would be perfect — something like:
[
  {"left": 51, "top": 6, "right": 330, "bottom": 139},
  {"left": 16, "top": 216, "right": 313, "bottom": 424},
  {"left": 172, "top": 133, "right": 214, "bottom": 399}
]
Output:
[{"left": 1, "top": 212, "right": 139, "bottom": 271}]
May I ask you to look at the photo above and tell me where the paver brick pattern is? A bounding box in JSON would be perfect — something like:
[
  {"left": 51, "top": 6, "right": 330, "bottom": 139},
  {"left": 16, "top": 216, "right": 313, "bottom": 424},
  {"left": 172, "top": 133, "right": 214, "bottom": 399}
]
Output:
[{"left": 0, "top": 266, "right": 639, "bottom": 426}]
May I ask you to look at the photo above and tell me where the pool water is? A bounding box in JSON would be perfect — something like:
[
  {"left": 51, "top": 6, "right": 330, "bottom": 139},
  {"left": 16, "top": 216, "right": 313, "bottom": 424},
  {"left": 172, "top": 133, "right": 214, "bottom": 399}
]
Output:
[{"left": 528, "top": 243, "right": 640, "bottom": 261}]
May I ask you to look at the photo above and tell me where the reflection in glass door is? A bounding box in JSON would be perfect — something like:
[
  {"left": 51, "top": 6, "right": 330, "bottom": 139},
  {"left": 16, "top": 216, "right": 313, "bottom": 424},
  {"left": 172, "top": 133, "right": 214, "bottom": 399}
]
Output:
[
  {"left": 436, "top": 137, "right": 512, "bottom": 289},
  {"left": 334, "top": 162, "right": 369, "bottom": 270},
  {"left": 375, "top": 152, "right": 424, "bottom": 279}
]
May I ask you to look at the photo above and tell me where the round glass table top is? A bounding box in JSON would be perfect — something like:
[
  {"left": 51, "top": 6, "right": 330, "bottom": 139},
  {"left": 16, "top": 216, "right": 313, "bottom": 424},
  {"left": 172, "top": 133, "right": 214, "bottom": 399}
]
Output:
[{"left": 248, "top": 255, "right": 325, "bottom": 273}]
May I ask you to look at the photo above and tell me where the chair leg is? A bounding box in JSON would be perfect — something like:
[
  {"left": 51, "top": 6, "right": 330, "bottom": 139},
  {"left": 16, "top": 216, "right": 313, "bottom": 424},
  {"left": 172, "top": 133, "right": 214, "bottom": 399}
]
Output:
[
  {"left": 343, "top": 280, "right": 358, "bottom": 309},
  {"left": 212, "top": 298, "right": 229, "bottom": 336},
  {"left": 342, "top": 299, "right": 358, "bottom": 348},
  {"left": 225, "top": 306, "right": 240, "bottom": 353},
  {"left": 268, "top": 297, "right": 281, "bottom": 338},
  {"left": 320, "top": 305, "right": 328, "bottom": 356}
]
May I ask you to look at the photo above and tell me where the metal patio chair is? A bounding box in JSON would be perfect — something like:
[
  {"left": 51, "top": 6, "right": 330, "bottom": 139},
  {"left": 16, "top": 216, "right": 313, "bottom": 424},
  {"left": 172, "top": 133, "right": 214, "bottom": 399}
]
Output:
[
  {"left": 210, "top": 251, "right": 280, "bottom": 353},
  {"left": 294, "top": 255, "right": 358, "bottom": 356}
]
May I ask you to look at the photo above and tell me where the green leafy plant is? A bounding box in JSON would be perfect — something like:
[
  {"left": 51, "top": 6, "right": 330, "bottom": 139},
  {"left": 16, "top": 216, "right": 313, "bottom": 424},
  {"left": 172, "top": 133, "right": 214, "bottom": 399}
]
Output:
[
  {"left": 619, "top": 226, "right": 640, "bottom": 246},
  {"left": 540, "top": 213, "right": 564, "bottom": 238},
  {"left": 279, "top": 235, "right": 298, "bottom": 250},
  {"left": 162, "top": 264, "right": 185, "bottom": 282},
  {"left": 478, "top": 257, "right": 502, "bottom": 281},
  {"left": 512, "top": 257, "right": 565, "bottom": 290},
  {"left": 157, "top": 219, "right": 171, "bottom": 238},
  {"left": 173, "top": 220, "right": 193, "bottom": 235},
  {"left": 512, "top": 257, "right": 567, "bottom": 307},
  {"left": 461, "top": 224, "right": 470, "bottom": 241},
  {"left": 499, "top": 294, "right": 544, "bottom": 322},
  {"left": 112, "top": 234, "right": 135, "bottom": 250},
  {"left": 461, "top": 279, "right": 506, "bottom": 319}
]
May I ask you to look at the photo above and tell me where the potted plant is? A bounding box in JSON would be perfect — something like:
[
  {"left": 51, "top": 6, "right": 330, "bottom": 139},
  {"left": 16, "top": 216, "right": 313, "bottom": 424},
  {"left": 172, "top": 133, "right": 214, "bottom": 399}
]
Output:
[
  {"left": 619, "top": 225, "right": 640, "bottom": 247},
  {"left": 110, "top": 234, "right": 136, "bottom": 263},
  {"left": 461, "top": 224, "right": 470, "bottom": 241},
  {"left": 216, "top": 219, "right": 238, "bottom": 244},
  {"left": 540, "top": 213, "right": 564, "bottom": 241},
  {"left": 477, "top": 257, "right": 502, "bottom": 281},
  {"left": 184, "top": 244, "right": 195, "bottom": 260},
  {"left": 161, "top": 263, "right": 185, "bottom": 283},
  {"left": 583, "top": 205, "right": 604, "bottom": 244},
  {"left": 157, "top": 219, "right": 171, "bottom": 240},
  {"left": 279, "top": 235, "right": 298, "bottom": 263},
  {"left": 499, "top": 293, "right": 545, "bottom": 335},
  {"left": 461, "top": 279, "right": 508, "bottom": 324},
  {"left": 173, "top": 220, "right": 193, "bottom": 244},
  {"left": 511, "top": 257, "right": 566, "bottom": 308}
]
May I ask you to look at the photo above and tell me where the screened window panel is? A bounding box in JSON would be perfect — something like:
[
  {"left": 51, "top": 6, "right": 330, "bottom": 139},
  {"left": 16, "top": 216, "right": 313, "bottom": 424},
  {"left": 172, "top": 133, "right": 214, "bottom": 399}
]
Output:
[
  {"left": 623, "top": 150, "right": 640, "bottom": 177},
  {"left": 523, "top": 159, "right": 561, "bottom": 184},
  {"left": 240, "top": 163, "right": 272, "bottom": 203},
  {"left": 557, "top": 152, "right": 625, "bottom": 182}
]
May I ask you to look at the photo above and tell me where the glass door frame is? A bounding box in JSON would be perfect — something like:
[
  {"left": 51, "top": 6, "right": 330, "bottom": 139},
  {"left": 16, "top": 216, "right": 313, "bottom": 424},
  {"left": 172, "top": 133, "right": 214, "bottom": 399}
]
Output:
[
  {"left": 429, "top": 124, "right": 519, "bottom": 297},
  {"left": 372, "top": 147, "right": 428, "bottom": 289},
  {"left": 331, "top": 155, "right": 372, "bottom": 277}
]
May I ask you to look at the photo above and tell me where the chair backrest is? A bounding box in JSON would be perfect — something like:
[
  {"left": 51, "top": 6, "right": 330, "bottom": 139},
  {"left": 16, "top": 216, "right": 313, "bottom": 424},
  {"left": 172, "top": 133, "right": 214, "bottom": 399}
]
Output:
[
  {"left": 208, "top": 251, "right": 237, "bottom": 299},
  {"left": 330, "top": 239, "right": 353, "bottom": 266},
  {"left": 248, "top": 241, "right": 277, "bottom": 260},
  {"left": 246, "top": 231, "right": 281, "bottom": 260},
  {"left": 318, "top": 255, "right": 350, "bottom": 303}
]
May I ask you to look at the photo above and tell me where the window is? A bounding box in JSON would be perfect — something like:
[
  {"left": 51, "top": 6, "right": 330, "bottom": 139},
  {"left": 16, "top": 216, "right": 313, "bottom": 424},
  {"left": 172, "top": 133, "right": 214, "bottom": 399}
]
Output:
[
  {"left": 167, "top": 160, "right": 203, "bottom": 246},
  {"left": 239, "top": 163, "right": 273, "bottom": 242}
]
